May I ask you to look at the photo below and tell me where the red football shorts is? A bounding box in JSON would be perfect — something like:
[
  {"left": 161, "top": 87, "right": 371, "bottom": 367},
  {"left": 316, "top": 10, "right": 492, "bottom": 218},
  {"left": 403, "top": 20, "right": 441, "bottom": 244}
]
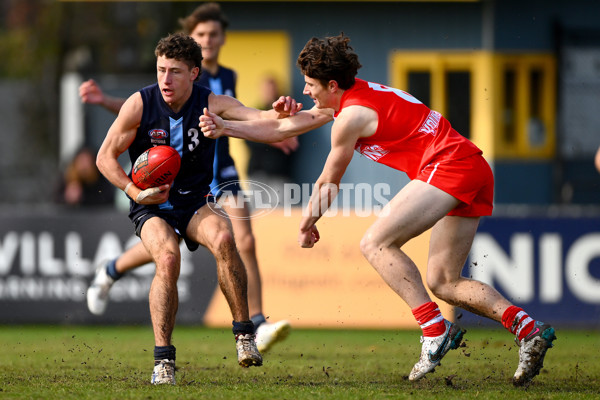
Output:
[{"left": 415, "top": 154, "right": 494, "bottom": 217}]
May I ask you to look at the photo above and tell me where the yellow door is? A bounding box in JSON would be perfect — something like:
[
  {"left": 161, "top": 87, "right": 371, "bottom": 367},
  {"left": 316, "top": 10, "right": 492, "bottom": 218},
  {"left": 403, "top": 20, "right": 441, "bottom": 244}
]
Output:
[{"left": 219, "top": 31, "right": 292, "bottom": 181}]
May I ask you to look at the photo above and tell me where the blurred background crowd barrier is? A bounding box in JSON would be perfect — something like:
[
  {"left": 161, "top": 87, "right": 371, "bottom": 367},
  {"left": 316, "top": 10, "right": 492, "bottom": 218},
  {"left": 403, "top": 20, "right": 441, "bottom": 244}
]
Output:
[{"left": 1, "top": 208, "right": 598, "bottom": 328}]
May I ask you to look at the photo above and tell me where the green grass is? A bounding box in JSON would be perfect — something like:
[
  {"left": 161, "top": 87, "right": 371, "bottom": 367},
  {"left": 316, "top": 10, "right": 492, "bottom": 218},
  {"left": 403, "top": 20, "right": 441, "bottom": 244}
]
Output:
[{"left": 0, "top": 325, "right": 598, "bottom": 399}]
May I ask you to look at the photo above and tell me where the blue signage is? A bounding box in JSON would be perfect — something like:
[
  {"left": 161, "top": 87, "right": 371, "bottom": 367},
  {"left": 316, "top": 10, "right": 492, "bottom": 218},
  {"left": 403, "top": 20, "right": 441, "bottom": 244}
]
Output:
[{"left": 460, "top": 216, "right": 600, "bottom": 328}]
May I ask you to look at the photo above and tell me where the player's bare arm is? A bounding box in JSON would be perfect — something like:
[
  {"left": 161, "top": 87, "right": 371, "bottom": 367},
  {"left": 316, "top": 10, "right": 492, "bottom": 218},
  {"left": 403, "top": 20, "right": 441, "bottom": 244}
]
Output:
[
  {"left": 97, "top": 92, "right": 141, "bottom": 192},
  {"left": 97, "top": 93, "right": 169, "bottom": 204},
  {"left": 298, "top": 106, "right": 377, "bottom": 248},
  {"left": 200, "top": 105, "right": 333, "bottom": 142},
  {"left": 79, "top": 79, "right": 126, "bottom": 114},
  {"left": 205, "top": 92, "right": 303, "bottom": 122}
]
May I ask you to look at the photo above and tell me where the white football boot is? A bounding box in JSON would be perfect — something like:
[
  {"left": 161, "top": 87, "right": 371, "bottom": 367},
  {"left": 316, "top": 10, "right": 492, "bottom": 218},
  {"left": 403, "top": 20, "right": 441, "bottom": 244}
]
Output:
[
  {"left": 513, "top": 321, "right": 556, "bottom": 386},
  {"left": 409, "top": 320, "right": 465, "bottom": 381},
  {"left": 86, "top": 261, "right": 115, "bottom": 315},
  {"left": 151, "top": 359, "right": 176, "bottom": 385},
  {"left": 255, "top": 320, "right": 291, "bottom": 353},
  {"left": 235, "top": 333, "right": 263, "bottom": 367}
]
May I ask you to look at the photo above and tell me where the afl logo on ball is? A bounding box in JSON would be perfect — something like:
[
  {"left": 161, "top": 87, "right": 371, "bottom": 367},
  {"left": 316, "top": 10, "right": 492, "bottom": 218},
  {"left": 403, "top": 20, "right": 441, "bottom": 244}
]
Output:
[{"left": 132, "top": 151, "right": 149, "bottom": 173}]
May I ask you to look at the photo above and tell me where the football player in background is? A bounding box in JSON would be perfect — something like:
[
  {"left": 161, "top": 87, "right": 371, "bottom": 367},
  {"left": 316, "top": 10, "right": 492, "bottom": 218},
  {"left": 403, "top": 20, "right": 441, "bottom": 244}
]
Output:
[
  {"left": 199, "top": 33, "right": 557, "bottom": 387},
  {"left": 82, "top": 2, "right": 294, "bottom": 355}
]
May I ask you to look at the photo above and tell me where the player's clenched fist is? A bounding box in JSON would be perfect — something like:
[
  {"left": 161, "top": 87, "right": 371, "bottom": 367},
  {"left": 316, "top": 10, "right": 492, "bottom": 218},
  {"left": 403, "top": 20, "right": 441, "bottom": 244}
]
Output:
[
  {"left": 272, "top": 95, "right": 303, "bottom": 117},
  {"left": 199, "top": 107, "right": 225, "bottom": 138},
  {"left": 298, "top": 225, "right": 320, "bottom": 248}
]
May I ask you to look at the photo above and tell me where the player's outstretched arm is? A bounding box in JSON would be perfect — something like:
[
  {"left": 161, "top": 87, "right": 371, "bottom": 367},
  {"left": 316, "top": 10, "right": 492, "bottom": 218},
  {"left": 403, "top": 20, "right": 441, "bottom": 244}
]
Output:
[
  {"left": 79, "top": 79, "right": 126, "bottom": 115},
  {"left": 208, "top": 92, "right": 303, "bottom": 121},
  {"left": 200, "top": 106, "right": 333, "bottom": 143},
  {"left": 205, "top": 93, "right": 303, "bottom": 152}
]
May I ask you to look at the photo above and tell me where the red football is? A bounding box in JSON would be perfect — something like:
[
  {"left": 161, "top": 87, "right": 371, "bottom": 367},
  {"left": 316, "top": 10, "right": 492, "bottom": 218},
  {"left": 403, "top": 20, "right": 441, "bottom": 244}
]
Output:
[{"left": 131, "top": 146, "right": 181, "bottom": 189}]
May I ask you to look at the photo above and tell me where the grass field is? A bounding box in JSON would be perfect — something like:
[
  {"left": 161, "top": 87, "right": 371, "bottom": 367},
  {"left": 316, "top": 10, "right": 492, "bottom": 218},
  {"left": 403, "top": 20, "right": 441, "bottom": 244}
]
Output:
[{"left": 0, "top": 325, "right": 599, "bottom": 399}]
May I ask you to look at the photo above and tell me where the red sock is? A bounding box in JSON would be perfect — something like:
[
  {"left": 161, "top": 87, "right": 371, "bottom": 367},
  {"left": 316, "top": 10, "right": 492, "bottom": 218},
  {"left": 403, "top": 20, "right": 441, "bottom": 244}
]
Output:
[
  {"left": 412, "top": 302, "right": 447, "bottom": 337},
  {"left": 501, "top": 306, "right": 535, "bottom": 341}
]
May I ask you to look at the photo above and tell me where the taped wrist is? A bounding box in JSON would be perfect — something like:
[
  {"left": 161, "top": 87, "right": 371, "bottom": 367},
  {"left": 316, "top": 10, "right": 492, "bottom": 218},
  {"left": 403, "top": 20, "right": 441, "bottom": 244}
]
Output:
[
  {"left": 124, "top": 182, "right": 134, "bottom": 197},
  {"left": 135, "top": 187, "right": 161, "bottom": 203}
]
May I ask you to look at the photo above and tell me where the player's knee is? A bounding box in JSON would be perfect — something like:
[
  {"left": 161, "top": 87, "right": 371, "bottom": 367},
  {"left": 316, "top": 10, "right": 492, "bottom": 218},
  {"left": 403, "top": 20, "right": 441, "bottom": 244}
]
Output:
[
  {"left": 359, "top": 232, "right": 380, "bottom": 260},
  {"left": 212, "top": 228, "right": 237, "bottom": 254},
  {"left": 426, "top": 274, "right": 454, "bottom": 300},
  {"left": 427, "top": 281, "right": 445, "bottom": 300},
  {"left": 154, "top": 251, "right": 180, "bottom": 281}
]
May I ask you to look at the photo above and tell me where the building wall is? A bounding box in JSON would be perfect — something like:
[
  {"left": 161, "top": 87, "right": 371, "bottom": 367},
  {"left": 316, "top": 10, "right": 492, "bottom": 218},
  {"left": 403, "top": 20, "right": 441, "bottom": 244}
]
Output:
[
  {"left": 493, "top": 0, "right": 600, "bottom": 50},
  {"left": 4, "top": 1, "right": 600, "bottom": 206},
  {"left": 212, "top": 1, "right": 600, "bottom": 206},
  {"left": 222, "top": 1, "right": 485, "bottom": 198}
]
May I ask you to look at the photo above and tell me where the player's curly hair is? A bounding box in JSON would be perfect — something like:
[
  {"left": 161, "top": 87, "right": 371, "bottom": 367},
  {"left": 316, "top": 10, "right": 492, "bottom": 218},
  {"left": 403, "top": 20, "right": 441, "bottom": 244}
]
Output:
[
  {"left": 155, "top": 33, "right": 204, "bottom": 80},
  {"left": 296, "top": 33, "right": 362, "bottom": 90},
  {"left": 179, "top": 2, "right": 229, "bottom": 34}
]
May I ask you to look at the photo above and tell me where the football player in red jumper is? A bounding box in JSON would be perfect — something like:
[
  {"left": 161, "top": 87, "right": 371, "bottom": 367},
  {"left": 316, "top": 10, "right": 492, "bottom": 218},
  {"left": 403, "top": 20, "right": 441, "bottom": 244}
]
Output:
[{"left": 200, "top": 33, "right": 556, "bottom": 386}]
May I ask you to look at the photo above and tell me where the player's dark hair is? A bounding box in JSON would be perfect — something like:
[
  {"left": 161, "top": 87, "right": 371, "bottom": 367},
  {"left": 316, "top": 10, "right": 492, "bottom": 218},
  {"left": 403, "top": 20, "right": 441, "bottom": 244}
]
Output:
[
  {"left": 155, "top": 33, "right": 204, "bottom": 80},
  {"left": 296, "top": 33, "right": 362, "bottom": 90},
  {"left": 179, "top": 2, "right": 229, "bottom": 34}
]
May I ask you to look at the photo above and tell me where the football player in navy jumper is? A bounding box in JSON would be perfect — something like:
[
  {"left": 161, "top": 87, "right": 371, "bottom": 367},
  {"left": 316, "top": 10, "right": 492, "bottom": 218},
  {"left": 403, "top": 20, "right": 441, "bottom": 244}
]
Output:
[
  {"left": 83, "top": 2, "right": 294, "bottom": 361},
  {"left": 96, "top": 33, "right": 300, "bottom": 385}
]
